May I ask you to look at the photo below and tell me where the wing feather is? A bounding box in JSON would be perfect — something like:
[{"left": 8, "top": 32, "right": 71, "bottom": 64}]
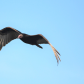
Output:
[
  {"left": 0, "top": 27, "right": 21, "bottom": 50},
  {"left": 29, "top": 34, "right": 49, "bottom": 44},
  {"left": 29, "top": 34, "right": 61, "bottom": 64}
]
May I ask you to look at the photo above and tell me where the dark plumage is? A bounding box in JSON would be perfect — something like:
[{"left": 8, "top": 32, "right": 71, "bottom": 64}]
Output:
[{"left": 0, "top": 27, "right": 61, "bottom": 63}]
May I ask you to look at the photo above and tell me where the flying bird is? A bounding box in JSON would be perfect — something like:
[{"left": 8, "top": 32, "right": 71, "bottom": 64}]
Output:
[{"left": 0, "top": 27, "right": 61, "bottom": 63}]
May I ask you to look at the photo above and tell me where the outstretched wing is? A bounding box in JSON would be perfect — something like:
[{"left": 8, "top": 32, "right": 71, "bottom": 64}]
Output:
[
  {"left": 0, "top": 27, "right": 21, "bottom": 50},
  {"left": 28, "top": 34, "right": 49, "bottom": 44},
  {"left": 30, "top": 34, "right": 61, "bottom": 64}
]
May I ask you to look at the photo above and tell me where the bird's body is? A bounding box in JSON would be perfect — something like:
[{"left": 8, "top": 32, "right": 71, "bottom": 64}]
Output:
[
  {"left": 20, "top": 34, "right": 32, "bottom": 44},
  {"left": 0, "top": 27, "right": 61, "bottom": 64},
  {"left": 20, "top": 34, "right": 48, "bottom": 45}
]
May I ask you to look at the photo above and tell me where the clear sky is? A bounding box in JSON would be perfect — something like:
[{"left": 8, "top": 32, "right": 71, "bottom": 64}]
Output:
[{"left": 0, "top": 0, "right": 84, "bottom": 84}]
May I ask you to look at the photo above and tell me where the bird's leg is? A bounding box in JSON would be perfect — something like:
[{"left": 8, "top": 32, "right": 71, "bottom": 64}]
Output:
[{"left": 36, "top": 44, "right": 43, "bottom": 49}]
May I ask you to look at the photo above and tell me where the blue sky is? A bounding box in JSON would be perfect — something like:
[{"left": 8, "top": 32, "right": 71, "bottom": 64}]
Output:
[{"left": 0, "top": 0, "right": 84, "bottom": 84}]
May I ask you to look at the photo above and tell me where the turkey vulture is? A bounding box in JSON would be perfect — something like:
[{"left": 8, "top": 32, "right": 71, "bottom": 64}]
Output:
[{"left": 0, "top": 27, "right": 61, "bottom": 63}]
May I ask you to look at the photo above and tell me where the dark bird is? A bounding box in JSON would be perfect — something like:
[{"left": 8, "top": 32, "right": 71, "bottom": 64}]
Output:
[{"left": 0, "top": 27, "right": 61, "bottom": 63}]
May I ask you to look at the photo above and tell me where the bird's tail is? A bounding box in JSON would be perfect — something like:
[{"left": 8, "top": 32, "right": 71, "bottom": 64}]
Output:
[
  {"left": 36, "top": 44, "right": 43, "bottom": 49},
  {"left": 49, "top": 43, "right": 61, "bottom": 64}
]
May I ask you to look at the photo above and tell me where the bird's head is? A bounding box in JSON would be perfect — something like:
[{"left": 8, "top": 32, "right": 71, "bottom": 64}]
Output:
[{"left": 18, "top": 34, "right": 23, "bottom": 38}]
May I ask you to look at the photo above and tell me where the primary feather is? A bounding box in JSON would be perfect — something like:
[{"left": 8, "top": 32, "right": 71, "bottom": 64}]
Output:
[{"left": 0, "top": 27, "right": 21, "bottom": 50}]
